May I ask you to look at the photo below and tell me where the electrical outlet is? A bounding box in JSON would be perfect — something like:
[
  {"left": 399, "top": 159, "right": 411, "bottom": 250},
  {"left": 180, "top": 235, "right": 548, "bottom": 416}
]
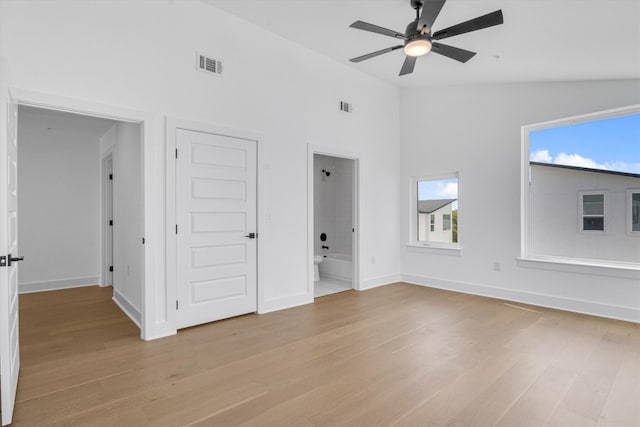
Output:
[{"left": 493, "top": 262, "right": 501, "bottom": 272}]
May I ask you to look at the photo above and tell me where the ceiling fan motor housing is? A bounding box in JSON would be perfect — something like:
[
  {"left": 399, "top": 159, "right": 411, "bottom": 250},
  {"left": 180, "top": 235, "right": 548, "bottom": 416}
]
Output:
[
  {"left": 405, "top": 19, "right": 431, "bottom": 45},
  {"left": 410, "top": 0, "right": 424, "bottom": 11}
]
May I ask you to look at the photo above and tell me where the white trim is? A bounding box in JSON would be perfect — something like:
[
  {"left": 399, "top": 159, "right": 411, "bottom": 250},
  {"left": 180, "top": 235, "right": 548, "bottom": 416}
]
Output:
[
  {"left": 259, "top": 293, "right": 313, "bottom": 314},
  {"left": 165, "top": 117, "right": 264, "bottom": 333},
  {"left": 19, "top": 277, "right": 100, "bottom": 294},
  {"left": 307, "top": 144, "right": 361, "bottom": 297},
  {"left": 627, "top": 189, "right": 640, "bottom": 235},
  {"left": 402, "top": 274, "right": 640, "bottom": 324},
  {"left": 100, "top": 151, "right": 114, "bottom": 288},
  {"left": 406, "top": 244, "right": 462, "bottom": 256},
  {"left": 360, "top": 274, "right": 400, "bottom": 291},
  {"left": 113, "top": 289, "right": 141, "bottom": 328},
  {"left": 11, "top": 88, "right": 159, "bottom": 340},
  {"left": 520, "top": 104, "right": 640, "bottom": 271},
  {"left": 517, "top": 256, "right": 640, "bottom": 278}
]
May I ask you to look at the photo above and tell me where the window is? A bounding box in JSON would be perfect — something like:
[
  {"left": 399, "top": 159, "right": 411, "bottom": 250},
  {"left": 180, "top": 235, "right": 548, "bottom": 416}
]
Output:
[
  {"left": 443, "top": 214, "right": 451, "bottom": 231},
  {"left": 522, "top": 105, "right": 640, "bottom": 267},
  {"left": 413, "top": 174, "right": 459, "bottom": 246},
  {"left": 580, "top": 192, "right": 605, "bottom": 231},
  {"left": 629, "top": 190, "right": 640, "bottom": 234}
]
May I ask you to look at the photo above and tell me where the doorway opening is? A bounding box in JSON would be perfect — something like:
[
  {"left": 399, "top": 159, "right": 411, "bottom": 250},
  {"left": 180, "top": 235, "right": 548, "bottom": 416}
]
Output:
[
  {"left": 16, "top": 105, "right": 143, "bottom": 328},
  {"left": 312, "top": 153, "right": 358, "bottom": 298}
]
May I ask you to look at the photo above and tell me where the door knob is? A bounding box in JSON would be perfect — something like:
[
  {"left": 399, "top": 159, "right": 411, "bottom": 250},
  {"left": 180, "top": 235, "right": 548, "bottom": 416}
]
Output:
[
  {"left": 244, "top": 233, "right": 257, "bottom": 239},
  {"left": 8, "top": 255, "right": 24, "bottom": 266},
  {"left": 0, "top": 254, "right": 25, "bottom": 267}
]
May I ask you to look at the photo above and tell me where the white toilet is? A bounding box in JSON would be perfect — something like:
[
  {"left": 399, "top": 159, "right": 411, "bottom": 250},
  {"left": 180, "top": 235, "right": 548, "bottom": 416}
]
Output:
[{"left": 313, "top": 255, "right": 324, "bottom": 281}]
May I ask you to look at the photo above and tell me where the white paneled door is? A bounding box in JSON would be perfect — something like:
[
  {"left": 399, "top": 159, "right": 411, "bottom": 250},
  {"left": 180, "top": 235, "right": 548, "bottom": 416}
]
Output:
[
  {"left": 176, "top": 129, "right": 257, "bottom": 329},
  {"left": 0, "top": 77, "right": 20, "bottom": 424}
]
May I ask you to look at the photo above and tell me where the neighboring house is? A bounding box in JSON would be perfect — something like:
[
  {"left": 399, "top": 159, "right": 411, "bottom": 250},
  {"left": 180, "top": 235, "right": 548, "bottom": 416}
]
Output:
[
  {"left": 418, "top": 199, "right": 456, "bottom": 243},
  {"left": 530, "top": 162, "right": 640, "bottom": 263}
]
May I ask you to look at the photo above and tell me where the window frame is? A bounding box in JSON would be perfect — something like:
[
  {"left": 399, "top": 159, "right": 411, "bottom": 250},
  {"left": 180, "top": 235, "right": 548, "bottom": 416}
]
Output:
[
  {"left": 628, "top": 189, "right": 640, "bottom": 235},
  {"left": 410, "top": 172, "right": 460, "bottom": 250},
  {"left": 578, "top": 190, "right": 607, "bottom": 233},
  {"left": 442, "top": 213, "right": 451, "bottom": 231},
  {"left": 520, "top": 104, "right": 640, "bottom": 271}
]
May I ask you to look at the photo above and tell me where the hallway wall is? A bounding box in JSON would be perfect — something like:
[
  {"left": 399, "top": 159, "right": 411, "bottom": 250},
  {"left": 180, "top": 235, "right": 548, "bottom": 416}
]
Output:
[{"left": 17, "top": 107, "right": 113, "bottom": 292}]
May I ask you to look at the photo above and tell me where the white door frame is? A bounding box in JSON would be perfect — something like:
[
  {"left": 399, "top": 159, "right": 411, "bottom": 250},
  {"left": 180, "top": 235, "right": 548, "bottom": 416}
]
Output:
[
  {"left": 10, "top": 88, "right": 163, "bottom": 340},
  {"left": 101, "top": 152, "right": 114, "bottom": 288},
  {"left": 165, "top": 117, "right": 264, "bottom": 325},
  {"left": 307, "top": 144, "right": 361, "bottom": 294}
]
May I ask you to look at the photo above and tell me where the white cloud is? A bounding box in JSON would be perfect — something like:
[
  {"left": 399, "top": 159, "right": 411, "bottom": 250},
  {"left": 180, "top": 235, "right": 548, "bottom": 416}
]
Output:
[
  {"left": 436, "top": 182, "right": 458, "bottom": 198},
  {"left": 554, "top": 152, "right": 601, "bottom": 169},
  {"left": 532, "top": 148, "right": 639, "bottom": 174},
  {"left": 530, "top": 149, "right": 552, "bottom": 163}
]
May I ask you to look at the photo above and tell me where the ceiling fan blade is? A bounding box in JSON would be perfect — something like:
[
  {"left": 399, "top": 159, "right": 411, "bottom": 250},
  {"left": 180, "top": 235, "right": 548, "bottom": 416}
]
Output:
[
  {"left": 431, "top": 42, "right": 476, "bottom": 63},
  {"left": 399, "top": 55, "right": 417, "bottom": 76},
  {"left": 350, "top": 21, "right": 407, "bottom": 40},
  {"left": 417, "top": 0, "right": 447, "bottom": 32},
  {"left": 350, "top": 46, "right": 404, "bottom": 63},
  {"left": 432, "top": 10, "right": 503, "bottom": 40}
]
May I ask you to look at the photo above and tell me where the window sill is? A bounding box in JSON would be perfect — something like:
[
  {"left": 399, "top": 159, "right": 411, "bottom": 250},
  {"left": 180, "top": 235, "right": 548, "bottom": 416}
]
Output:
[
  {"left": 406, "top": 243, "right": 462, "bottom": 256},
  {"left": 517, "top": 256, "right": 640, "bottom": 279}
]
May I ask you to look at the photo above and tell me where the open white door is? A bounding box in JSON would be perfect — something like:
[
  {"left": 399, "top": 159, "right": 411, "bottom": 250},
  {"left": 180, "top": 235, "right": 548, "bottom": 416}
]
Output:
[
  {"left": 176, "top": 128, "right": 257, "bottom": 329},
  {"left": 0, "top": 67, "right": 20, "bottom": 425}
]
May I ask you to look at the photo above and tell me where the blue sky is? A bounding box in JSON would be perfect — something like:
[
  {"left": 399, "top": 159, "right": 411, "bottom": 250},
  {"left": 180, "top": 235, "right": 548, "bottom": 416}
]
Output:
[
  {"left": 418, "top": 178, "right": 458, "bottom": 210},
  {"left": 530, "top": 112, "right": 640, "bottom": 174}
]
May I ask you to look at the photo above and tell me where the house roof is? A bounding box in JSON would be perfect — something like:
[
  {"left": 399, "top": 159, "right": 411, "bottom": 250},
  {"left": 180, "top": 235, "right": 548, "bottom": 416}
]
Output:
[
  {"left": 418, "top": 199, "right": 457, "bottom": 214},
  {"left": 530, "top": 162, "right": 640, "bottom": 179}
]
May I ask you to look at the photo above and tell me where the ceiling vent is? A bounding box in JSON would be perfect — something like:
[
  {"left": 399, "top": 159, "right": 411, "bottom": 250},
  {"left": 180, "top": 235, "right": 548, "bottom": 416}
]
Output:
[
  {"left": 339, "top": 101, "right": 353, "bottom": 113},
  {"left": 197, "top": 52, "right": 223, "bottom": 77}
]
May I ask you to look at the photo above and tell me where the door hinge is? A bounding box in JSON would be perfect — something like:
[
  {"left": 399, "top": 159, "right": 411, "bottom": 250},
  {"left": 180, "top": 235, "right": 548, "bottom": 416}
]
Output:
[
  {"left": 176, "top": 224, "right": 178, "bottom": 234},
  {"left": 109, "top": 173, "right": 113, "bottom": 180},
  {"left": 175, "top": 148, "right": 178, "bottom": 159},
  {"left": 109, "top": 220, "right": 113, "bottom": 226},
  {"left": 109, "top": 266, "right": 113, "bottom": 272},
  {"left": 142, "top": 237, "right": 145, "bottom": 244},
  {"left": 176, "top": 300, "right": 179, "bottom": 310}
]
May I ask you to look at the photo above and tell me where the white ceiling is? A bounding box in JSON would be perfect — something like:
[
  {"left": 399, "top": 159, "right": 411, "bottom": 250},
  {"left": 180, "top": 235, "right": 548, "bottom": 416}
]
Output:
[
  {"left": 204, "top": 0, "right": 640, "bottom": 87},
  {"left": 18, "top": 106, "right": 116, "bottom": 138}
]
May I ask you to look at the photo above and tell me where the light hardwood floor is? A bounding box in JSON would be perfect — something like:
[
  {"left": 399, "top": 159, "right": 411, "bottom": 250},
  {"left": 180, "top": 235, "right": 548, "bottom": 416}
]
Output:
[{"left": 12, "top": 283, "right": 640, "bottom": 426}]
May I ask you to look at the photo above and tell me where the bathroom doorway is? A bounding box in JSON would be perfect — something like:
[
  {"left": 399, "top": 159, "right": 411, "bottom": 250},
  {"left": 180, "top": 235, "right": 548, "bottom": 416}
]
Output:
[{"left": 311, "top": 152, "right": 358, "bottom": 298}]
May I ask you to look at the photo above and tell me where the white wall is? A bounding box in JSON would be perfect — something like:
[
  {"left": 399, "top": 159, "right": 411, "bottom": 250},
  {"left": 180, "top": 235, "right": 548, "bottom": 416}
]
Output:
[
  {"left": 17, "top": 107, "right": 104, "bottom": 291},
  {"left": 334, "top": 157, "right": 353, "bottom": 256},
  {"left": 314, "top": 154, "right": 336, "bottom": 256},
  {"left": 0, "top": 0, "right": 402, "bottom": 335},
  {"left": 530, "top": 164, "right": 640, "bottom": 263},
  {"left": 401, "top": 79, "right": 640, "bottom": 322},
  {"left": 112, "top": 123, "right": 143, "bottom": 321},
  {"left": 313, "top": 154, "right": 353, "bottom": 257},
  {"left": 419, "top": 204, "right": 453, "bottom": 243}
]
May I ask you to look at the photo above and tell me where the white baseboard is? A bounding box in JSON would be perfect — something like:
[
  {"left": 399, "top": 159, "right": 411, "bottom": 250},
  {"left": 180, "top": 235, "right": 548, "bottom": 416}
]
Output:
[
  {"left": 113, "top": 290, "right": 141, "bottom": 328},
  {"left": 19, "top": 276, "right": 100, "bottom": 294},
  {"left": 359, "top": 274, "right": 401, "bottom": 291},
  {"left": 402, "top": 273, "right": 640, "bottom": 324},
  {"left": 259, "top": 292, "right": 314, "bottom": 314}
]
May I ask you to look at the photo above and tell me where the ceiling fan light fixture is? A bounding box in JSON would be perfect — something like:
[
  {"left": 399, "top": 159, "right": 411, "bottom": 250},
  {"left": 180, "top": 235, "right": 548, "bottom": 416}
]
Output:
[{"left": 404, "top": 38, "right": 432, "bottom": 57}]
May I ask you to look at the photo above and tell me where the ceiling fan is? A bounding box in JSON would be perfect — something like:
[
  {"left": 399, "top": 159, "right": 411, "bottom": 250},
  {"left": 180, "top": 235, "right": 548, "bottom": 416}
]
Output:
[{"left": 349, "top": 0, "right": 503, "bottom": 76}]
